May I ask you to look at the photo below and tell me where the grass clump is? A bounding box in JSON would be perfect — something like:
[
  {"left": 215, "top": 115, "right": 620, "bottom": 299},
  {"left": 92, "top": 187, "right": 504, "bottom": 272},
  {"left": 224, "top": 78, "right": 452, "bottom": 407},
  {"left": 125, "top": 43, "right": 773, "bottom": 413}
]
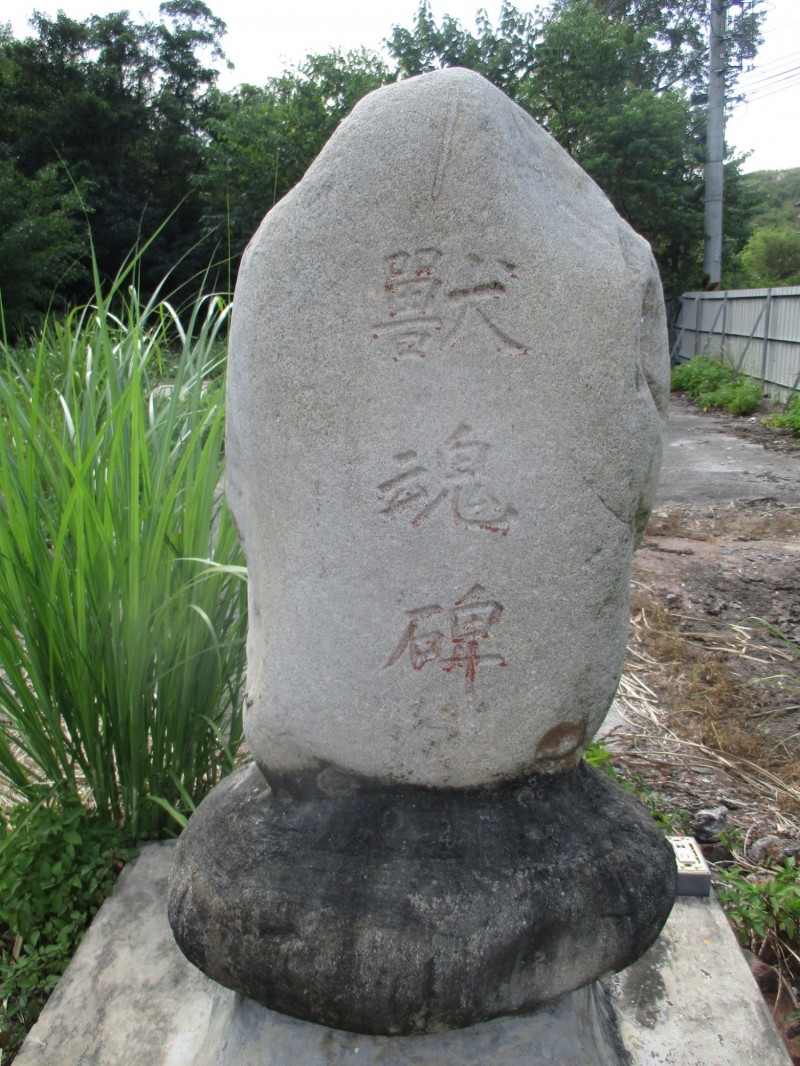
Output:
[
  {"left": 0, "top": 261, "right": 247, "bottom": 838},
  {"left": 671, "top": 355, "right": 762, "bottom": 416},
  {"left": 765, "top": 395, "right": 800, "bottom": 437},
  {"left": 0, "top": 793, "right": 138, "bottom": 1059}
]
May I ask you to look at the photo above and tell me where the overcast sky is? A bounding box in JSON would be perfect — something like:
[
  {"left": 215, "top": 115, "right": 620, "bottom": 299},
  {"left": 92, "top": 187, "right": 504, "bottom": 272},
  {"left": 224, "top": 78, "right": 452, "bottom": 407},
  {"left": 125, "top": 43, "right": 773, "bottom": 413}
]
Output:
[{"left": 4, "top": 0, "right": 799, "bottom": 172}]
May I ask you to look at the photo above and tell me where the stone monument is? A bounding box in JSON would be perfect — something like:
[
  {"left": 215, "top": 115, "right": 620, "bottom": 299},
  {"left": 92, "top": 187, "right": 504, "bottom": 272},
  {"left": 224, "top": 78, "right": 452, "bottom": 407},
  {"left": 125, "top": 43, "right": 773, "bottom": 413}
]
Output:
[{"left": 169, "top": 67, "right": 676, "bottom": 1037}]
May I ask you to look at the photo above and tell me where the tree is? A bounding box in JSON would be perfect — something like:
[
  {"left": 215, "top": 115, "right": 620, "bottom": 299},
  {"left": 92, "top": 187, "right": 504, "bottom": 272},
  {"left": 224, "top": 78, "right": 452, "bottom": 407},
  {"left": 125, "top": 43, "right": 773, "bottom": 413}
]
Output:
[
  {"left": 516, "top": 2, "right": 714, "bottom": 295},
  {"left": 197, "top": 50, "right": 392, "bottom": 260},
  {"left": 565, "top": 0, "right": 762, "bottom": 95},
  {"left": 743, "top": 168, "right": 800, "bottom": 233},
  {"left": 576, "top": 94, "right": 707, "bottom": 296},
  {"left": 739, "top": 228, "right": 800, "bottom": 287},
  {"left": 0, "top": 1, "right": 770, "bottom": 320},
  {"left": 0, "top": 162, "right": 88, "bottom": 335},
  {"left": 517, "top": 2, "right": 653, "bottom": 153},
  {"left": 386, "top": 0, "right": 760, "bottom": 98},
  {"left": 0, "top": 2, "right": 229, "bottom": 321},
  {"left": 387, "top": 1, "right": 763, "bottom": 295},
  {"left": 387, "top": 1, "right": 537, "bottom": 97}
]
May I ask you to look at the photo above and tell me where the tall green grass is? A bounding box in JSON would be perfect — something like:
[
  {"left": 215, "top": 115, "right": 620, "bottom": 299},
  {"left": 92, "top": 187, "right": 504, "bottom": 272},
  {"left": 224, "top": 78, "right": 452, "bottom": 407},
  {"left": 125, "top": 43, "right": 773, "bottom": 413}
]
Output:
[{"left": 0, "top": 265, "right": 247, "bottom": 836}]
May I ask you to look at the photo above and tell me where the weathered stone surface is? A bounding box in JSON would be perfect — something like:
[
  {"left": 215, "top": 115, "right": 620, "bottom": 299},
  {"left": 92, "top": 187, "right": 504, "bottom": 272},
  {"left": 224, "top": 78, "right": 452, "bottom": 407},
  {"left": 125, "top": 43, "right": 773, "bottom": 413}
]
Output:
[
  {"left": 227, "top": 67, "right": 669, "bottom": 790},
  {"left": 168, "top": 761, "right": 677, "bottom": 1035},
  {"left": 169, "top": 68, "right": 675, "bottom": 1037}
]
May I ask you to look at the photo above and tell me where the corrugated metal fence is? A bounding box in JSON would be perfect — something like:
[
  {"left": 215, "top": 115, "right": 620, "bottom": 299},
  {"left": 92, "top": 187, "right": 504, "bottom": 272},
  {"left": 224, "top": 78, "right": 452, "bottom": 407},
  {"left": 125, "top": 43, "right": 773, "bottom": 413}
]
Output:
[{"left": 670, "top": 286, "right": 800, "bottom": 400}]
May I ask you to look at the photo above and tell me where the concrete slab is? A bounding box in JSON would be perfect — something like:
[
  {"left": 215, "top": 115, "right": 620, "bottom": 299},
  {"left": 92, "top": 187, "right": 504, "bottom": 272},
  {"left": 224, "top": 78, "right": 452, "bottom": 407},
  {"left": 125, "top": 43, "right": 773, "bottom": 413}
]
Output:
[
  {"left": 15, "top": 841, "right": 790, "bottom": 1065},
  {"left": 610, "top": 894, "right": 791, "bottom": 1064},
  {"left": 656, "top": 403, "right": 800, "bottom": 505}
]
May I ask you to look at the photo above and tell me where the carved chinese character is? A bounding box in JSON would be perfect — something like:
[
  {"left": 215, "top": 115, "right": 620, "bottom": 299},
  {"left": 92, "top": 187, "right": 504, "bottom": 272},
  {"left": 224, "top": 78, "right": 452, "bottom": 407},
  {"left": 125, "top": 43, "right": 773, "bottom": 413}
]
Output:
[
  {"left": 372, "top": 248, "right": 529, "bottom": 361},
  {"left": 384, "top": 604, "right": 446, "bottom": 672},
  {"left": 377, "top": 450, "right": 429, "bottom": 516},
  {"left": 385, "top": 584, "right": 506, "bottom": 696},
  {"left": 378, "top": 424, "right": 517, "bottom": 534},
  {"left": 372, "top": 249, "right": 444, "bottom": 360},
  {"left": 443, "top": 254, "right": 528, "bottom": 355}
]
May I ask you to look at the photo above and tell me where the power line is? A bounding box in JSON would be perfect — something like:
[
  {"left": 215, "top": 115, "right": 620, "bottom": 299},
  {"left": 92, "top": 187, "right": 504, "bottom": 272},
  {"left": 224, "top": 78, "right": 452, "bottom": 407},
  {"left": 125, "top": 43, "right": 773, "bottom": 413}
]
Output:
[
  {"left": 738, "top": 51, "right": 800, "bottom": 79},
  {"left": 727, "top": 5, "right": 800, "bottom": 99},
  {"left": 742, "top": 74, "right": 800, "bottom": 101},
  {"left": 728, "top": 2, "right": 800, "bottom": 86},
  {"left": 738, "top": 63, "right": 800, "bottom": 93}
]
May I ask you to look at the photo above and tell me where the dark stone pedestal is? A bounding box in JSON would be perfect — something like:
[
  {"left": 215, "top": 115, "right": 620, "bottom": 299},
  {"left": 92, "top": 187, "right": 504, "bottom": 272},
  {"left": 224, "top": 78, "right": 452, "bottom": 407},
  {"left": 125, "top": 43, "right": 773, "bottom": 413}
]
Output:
[{"left": 168, "top": 761, "right": 676, "bottom": 1036}]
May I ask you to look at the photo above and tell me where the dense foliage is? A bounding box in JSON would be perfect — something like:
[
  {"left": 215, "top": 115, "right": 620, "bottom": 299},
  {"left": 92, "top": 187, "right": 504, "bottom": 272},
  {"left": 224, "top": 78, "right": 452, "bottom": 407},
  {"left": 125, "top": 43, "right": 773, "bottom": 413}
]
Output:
[
  {"left": 738, "top": 227, "right": 800, "bottom": 286},
  {"left": 744, "top": 168, "right": 800, "bottom": 233},
  {"left": 729, "top": 168, "right": 800, "bottom": 288},
  {"left": 0, "top": 795, "right": 138, "bottom": 1058},
  {"left": 717, "top": 857, "right": 800, "bottom": 1007},
  {"left": 0, "top": 0, "right": 769, "bottom": 331},
  {"left": 0, "top": 1, "right": 229, "bottom": 330},
  {"left": 196, "top": 50, "right": 393, "bottom": 261},
  {"left": 671, "top": 354, "right": 763, "bottom": 415}
]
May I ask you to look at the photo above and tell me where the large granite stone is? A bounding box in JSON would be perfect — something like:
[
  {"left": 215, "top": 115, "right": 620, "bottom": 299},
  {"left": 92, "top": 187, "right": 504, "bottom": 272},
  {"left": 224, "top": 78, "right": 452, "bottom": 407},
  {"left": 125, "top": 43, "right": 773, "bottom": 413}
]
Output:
[
  {"left": 170, "top": 67, "right": 675, "bottom": 1036},
  {"left": 169, "top": 761, "right": 677, "bottom": 1035},
  {"left": 226, "top": 66, "right": 670, "bottom": 791}
]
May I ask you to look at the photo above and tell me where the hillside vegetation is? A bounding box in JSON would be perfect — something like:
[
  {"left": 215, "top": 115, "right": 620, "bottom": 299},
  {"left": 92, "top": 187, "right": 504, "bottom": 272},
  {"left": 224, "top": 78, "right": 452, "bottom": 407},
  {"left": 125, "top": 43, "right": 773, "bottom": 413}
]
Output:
[
  {"left": 744, "top": 168, "right": 800, "bottom": 232},
  {"left": 730, "top": 168, "right": 800, "bottom": 288}
]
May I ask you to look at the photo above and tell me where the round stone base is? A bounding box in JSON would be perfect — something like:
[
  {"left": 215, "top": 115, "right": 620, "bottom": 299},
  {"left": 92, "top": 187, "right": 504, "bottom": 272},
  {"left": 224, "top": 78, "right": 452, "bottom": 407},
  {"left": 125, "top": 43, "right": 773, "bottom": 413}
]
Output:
[{"left": 168, "top": 762, "right": 676, "bottom": 1036}]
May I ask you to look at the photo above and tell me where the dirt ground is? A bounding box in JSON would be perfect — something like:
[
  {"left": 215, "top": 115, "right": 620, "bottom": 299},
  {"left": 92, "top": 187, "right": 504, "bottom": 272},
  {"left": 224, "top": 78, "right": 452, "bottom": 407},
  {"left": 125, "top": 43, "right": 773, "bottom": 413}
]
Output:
[
  {"left": 610, "top": 396, "right": 800, "bottom": 841},
  {"left": 623, "top": 493, "right": 800, "bottom": 836},
  {"left": 602, "top": 396, "right": 800, "bottom": 1059}
]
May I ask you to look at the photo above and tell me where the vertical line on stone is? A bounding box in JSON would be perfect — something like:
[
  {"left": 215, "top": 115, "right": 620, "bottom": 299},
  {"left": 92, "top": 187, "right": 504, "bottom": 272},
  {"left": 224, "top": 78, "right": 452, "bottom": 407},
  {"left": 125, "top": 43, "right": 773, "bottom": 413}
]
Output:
[{"left": 432, "top": 87, "right": 461, "bottom": 201}]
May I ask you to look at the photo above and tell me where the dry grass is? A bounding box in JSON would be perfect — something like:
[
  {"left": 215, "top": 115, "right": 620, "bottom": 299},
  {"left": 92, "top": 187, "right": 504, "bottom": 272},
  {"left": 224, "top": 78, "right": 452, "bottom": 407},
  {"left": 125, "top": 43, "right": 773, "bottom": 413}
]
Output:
[{"left": 604, "top": 585, "right": 800, "bottom": 829}]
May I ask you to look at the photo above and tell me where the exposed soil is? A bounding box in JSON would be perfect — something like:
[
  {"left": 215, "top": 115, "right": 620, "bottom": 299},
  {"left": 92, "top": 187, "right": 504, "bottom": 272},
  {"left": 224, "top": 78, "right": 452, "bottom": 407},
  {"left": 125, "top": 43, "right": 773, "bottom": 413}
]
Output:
[
  {"left": 608, "top": 398, "right": 800, "bottom": 834},
  {"left": 604, "top": 399, "right": 800, "bottom": 1061},
  {"left": 624, "top": 495, "right": 800, "bottom": 832}
]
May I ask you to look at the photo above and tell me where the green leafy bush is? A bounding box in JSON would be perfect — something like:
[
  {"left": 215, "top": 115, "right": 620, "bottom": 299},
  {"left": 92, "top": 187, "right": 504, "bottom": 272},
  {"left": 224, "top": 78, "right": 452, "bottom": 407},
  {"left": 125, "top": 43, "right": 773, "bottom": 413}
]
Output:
[
  {"left": 0, "top": 793, "right": 138, "bottom": 1058},
  {"left": 671, "top": 356, "right": 762, "bottom": 416},
  {"left": 765, "top": 395, "right": 800, "bottom": 437},
  {"left": 739, "top": 227, "right": 800, "bottom": 287},
  {"left": 0, "top": 263, "right": 247, "bottom": 837},
  {"left": 697, "top": 379, "right": 763, "bottom": 416},
  {"left": 716, "top": 858, "right": 800, "bottom": 973},
  {"left": 671, "top": 354, "right": 735, "bottom": 396}
]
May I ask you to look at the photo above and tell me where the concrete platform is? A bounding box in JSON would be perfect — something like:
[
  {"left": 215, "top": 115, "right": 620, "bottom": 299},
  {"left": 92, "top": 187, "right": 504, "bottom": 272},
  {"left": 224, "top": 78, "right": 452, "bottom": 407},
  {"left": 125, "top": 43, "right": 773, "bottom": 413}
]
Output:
[
  {"left": 15, "top": 841, "right": 791, "bottom": 1065},
  {"left": 656, "top": 401, "right": 800, "bottom": 506}
]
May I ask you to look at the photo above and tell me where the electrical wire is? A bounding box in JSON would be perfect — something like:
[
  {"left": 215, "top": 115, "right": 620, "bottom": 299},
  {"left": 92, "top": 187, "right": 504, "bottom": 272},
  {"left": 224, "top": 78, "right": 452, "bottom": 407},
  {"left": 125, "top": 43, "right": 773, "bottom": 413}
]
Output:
[
  {"left": 738, "top": 64, "right": 800, "bottom": 93},
  {"left": 742, "top": 76, "right": 800, "bottom": 102},
  {"left": 728, "top": 9, "right": 800, "bottom": 104}
]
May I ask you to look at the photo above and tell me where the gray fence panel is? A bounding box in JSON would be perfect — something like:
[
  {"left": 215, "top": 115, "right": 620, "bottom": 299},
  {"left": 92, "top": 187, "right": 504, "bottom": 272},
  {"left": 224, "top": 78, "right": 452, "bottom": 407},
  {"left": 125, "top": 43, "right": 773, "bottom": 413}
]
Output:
[{"left": 671, "top": 286, "right": 800, "bottom": 399}]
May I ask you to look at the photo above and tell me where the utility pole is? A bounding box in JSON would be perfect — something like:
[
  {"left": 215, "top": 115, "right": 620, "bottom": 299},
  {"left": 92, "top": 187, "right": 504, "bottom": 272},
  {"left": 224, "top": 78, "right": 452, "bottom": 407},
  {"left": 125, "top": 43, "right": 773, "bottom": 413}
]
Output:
[{"left": 704, "top": 0, "right": 727, "bottom": 288}]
